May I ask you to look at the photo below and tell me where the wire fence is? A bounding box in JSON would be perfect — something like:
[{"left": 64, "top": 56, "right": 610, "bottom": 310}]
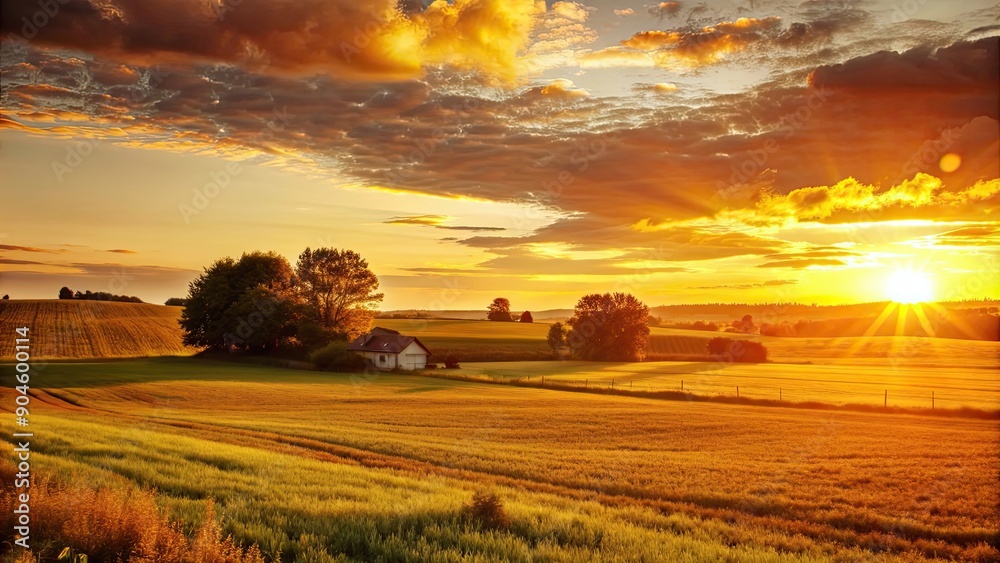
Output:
[{"left": 509, "top": 375, "right": 999, "bottom": 411}]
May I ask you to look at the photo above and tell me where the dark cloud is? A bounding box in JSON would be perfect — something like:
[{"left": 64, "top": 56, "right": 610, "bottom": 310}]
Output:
[
  {"left": 384, "top": 215, "right": 506, "bottom": 232},
  {"left": 0, "top": 0, "right": 539, "bottom": 84},
  {"left": 104, "top": 249, "right": 138, "bottom": 254}
]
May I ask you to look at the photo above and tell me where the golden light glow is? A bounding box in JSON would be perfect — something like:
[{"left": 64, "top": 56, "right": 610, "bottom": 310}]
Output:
[
  {"left": 940, "top": 153, "right": 961, "bottom": 173},
  {"left": 885, "top": 269, "right": 934, "bottom": 303}
]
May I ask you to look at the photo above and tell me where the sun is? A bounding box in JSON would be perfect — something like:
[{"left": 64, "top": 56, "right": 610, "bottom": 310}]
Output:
[{"left": 885, "top": 270, "right": 934, "bottom": 303}]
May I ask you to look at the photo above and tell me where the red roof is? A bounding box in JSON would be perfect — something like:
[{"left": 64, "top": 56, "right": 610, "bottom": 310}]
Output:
[{"left": 347, "top": 327, "right": 432, "bottom": 356}]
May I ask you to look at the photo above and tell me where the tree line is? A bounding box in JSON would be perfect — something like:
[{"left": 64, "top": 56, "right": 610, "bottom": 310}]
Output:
[
  {"left": 179, "top": 248, "right": 382, "bottom": 354},
  {"left": 58, "top": 287, "right": 143, "bottom": 303}
]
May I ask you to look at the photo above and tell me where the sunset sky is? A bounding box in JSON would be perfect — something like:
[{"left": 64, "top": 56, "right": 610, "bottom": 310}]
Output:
[{"left": 1, "top": 0, "right": 998, "bottom": 310}]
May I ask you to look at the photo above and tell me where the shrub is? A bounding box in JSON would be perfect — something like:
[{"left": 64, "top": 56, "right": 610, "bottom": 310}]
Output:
[
  {"left": 707, "top": 337, "right": 769, "bottom": 363},
  {"left": 164, "top": 297, "right": 187, "bottom": 307},
  {"left": 444, "top": 355, "right": 461, "bottom": 369},
  {"left": 424, "top": 363, "right": 438, "bottom": 369},
  {"left": 462, "top": 491, "right": 510, "bottom": 530},
  {"left": 310, "top": 341, "right": 368, "bottom": 372},
  {"left": 519, "top": 311, "right": 533, "bottom": 323}
]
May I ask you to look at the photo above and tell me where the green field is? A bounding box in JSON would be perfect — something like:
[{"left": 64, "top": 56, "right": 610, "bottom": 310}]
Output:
[{"left": 2, "top": 358, "right": 998, "bottom": 562}]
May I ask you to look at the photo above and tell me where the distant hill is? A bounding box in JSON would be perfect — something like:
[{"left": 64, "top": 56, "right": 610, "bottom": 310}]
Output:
[{"left": 0, "top": 300, "right": 194, "bottom": 360}]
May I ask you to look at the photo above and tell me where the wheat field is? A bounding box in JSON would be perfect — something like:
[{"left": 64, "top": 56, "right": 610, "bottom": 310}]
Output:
[
  {"left": 0, "top": 300, "right": 194, "bottom": 360},
  {"left": 1, "top": 358, "right": 996, "bottom": 562}
]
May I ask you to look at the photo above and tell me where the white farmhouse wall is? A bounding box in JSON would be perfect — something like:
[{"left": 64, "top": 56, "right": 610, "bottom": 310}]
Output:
[{"left": 397, "top": 341, "right": 429, "bottom": 370}]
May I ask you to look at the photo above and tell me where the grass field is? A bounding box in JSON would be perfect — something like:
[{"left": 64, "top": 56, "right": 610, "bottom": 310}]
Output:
[
  {"left": 2, "top": 358, "right": 997, "bottom": 561},
  {"left": 444, "top": 361, "right": 1000, "bottom": 410},
  {"left": 0, "top": 300, "right": 194, "bottom": 360}
]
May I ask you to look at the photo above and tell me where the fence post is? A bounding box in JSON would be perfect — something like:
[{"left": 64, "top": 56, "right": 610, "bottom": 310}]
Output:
[
  {"left": 681, "top": 380, "right": 684, "bottom": 391},
  {"left": 884, "top": 389, "right": 887, "bottom": 408},
  {"left": 612, "top": 378, "right": 615, "bottom": 390},
  {"left": 630, "top": 380, "right": 633, "bottom": 389},
  {"left": 737, "top": 386, "right": 739, "bottom": 398}
]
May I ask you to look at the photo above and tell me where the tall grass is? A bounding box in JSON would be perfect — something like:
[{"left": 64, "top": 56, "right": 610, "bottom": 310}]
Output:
[{"left": 0, "top": 460, "right": 263, "bottom": 563}]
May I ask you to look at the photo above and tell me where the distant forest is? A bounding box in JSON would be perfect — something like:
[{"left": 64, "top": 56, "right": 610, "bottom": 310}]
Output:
[{"left": 58, "top": 287, "right": 144, "bottom": 303}]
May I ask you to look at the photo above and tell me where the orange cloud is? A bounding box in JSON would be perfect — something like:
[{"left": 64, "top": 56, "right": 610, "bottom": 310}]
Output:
[
  {"left": 582, "top": 17, "right": 783, "bottom": 71},
  {"left": 0, "top": 0, "right": 545, "bottom": 84},
  {"left": 743, "top": 174, "right": 1000, "bottom": 225}
]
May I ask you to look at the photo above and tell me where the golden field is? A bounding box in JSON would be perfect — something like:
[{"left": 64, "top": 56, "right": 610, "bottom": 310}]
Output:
[
  {"left": 0, "top": 300, "right": 194, "bottom": 360},
  {"left": 1, "top": 358, "right": 997, "bottom": 561}
]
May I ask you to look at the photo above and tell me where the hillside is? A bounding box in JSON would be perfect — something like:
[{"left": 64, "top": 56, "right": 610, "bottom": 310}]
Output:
[{"left": 0, "top": 300, "right": 194, "bottom": 360}]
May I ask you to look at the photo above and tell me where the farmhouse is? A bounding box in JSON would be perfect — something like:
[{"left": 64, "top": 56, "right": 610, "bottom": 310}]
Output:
[{"left": 347, "top": 327, "right": 431, "bottom": 371}]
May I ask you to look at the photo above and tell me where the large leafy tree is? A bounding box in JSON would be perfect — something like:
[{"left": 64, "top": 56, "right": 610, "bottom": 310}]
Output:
[
  {"left": 566, "top": 293, "right": 650, "bottom": 361},
  {"left": 487, "top": 297, "right": 513, "bottom": 322},
  {"left": 180, "top": 252, "right": 296, "bottom": 351},
  {"left": 295, "top": 248, "right": 383, "bottom": 340}
]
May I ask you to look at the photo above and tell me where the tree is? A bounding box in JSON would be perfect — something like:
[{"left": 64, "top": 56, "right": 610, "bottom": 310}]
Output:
[
  {"left": 59, "top": 287, "right": 75, "bottom": 300},
  {"left": 295, "top": 248, "right": 383, "bottom": 340},
  {"left": 566, "top": 293, "right": 649, "bottom": 361},
  {"left": 180, "top": 252, "right": 297, "bottom": 351},
  {"left": 519, "top": 311, "right": 533, "bottom": 323},
  {"left": 487, "top": 298, "right": 513, "bottom": 322},
  {"left": 546, "top": 322, "right": 566, "bottom": 356},
  {"left": 164, "top": 297, "right": 187, "bottom": 307},
  {"left": 1, "top": 295, "right": 8, "bottom": 300}
]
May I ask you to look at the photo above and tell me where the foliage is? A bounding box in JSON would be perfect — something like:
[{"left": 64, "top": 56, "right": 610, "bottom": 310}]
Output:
[
  {"left": 310, "top": 341, "right": 368, "bottom": 372},
  {"left": 295, "top": 247, "right": 382, "bottom": 340},
  {"left": 566, "top": 293, "right": 650, "bottom": 361},
  {"left": 295, "top": 319, "right": 340, "bottom": 351},
  {"left": 546, "top": 322, "right": 566, "bottom": 355},
  {"left": 665, "top": 320, "right": 720, "bottom": 332},
  {"left": 487, "top": 297, "right": 514, "bottom": 322},
  {"left": 647, "top": 315, "right": 662, "bottom": 327},
  {"left": 707, "top": 337, "right": 769, "bottom": 363},
  {"left": 68, "top": 290, "right": 144, "bottom": 303},
  {"left": 59, "top": 286, "right": 75, "bottom": 299},
  {"left": 180, "top": 252, "right": 297, "bottom": 352},
  {"left": 519, "top": 310, "right": 533, "bottom": 323},
  {"left": 164, "top": 297, "right": 187, "bottom": 307},
  {"left": 444, "top": 355, "right": 461, "bottom": 369},
  {"left": 2, "top": 294, "right": 9, "bottom": 300},
  {"left": 462, "top": 491, "right": 510, "bottom": 530}
]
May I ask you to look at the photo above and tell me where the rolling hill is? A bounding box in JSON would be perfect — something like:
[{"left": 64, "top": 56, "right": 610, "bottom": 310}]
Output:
[{"left": 0, "top": 300, "right": 194, "bottom": 360}]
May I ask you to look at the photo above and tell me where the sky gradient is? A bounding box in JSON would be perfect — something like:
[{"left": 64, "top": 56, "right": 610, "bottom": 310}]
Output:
[{"left": 1, "top": 0, "right": 998, "bottom": 310}]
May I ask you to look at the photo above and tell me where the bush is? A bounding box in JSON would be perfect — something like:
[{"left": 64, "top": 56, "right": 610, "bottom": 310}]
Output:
[
  {"left": 444, "top": 355, "right": 461, "bottom": 369},
  {"left": 462, "top": 491, "right": 510, "bottom": 530},
  {"left": 310, "top": 341, "right": 368, "bottom": 372},
  {"left": 164, "top": 297, "right": 187, "bottom": 307},
  {"left": 707, "top": 337, "right": 769, "bottom": 363},
  {"left": 424, "top": 363, "right": 438, "bottom": 369}
]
